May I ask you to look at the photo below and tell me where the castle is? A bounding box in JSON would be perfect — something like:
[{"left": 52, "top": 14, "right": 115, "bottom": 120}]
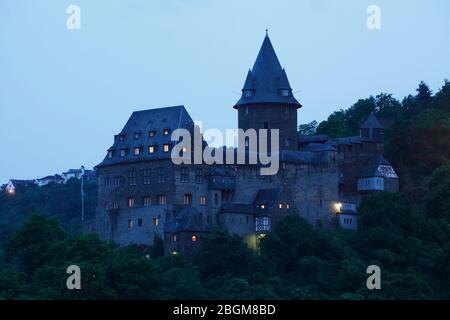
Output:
[{"left": 91, "top": 33, "right": 398, "bottom": 258}]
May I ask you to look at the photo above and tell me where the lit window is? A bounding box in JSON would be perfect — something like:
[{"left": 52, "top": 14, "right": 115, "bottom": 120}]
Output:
[
  {"left": 172, "top": 234, "right": 177, "bottom": 242},
  {"left": 153, "top": 217, "right": 159, "bottom": 226},
  {"left": 149, "top": 130, "right": 156, "bottom": 137},
  {"left": 148, "top": 145, "right": 156, "bottom": 154},
  {"left": 163, "top": 144, "right": 170, "bottom": 152},
  {"left": 191, "top": 234, "right": 197, "bottom": 242},
  {"left": 286, "top": 203, "right": 291, "bottom": 209},
  {"left": 134, "top": 147, "right": 141, "bottom": 156},
  {"left": 200, "top": 196, "right": 206, "bottom": 206},
  {"left": 157, "top": 195, "right": 166, "bottom": 205},
  {"left": 163, "top": 128, "right": 170, "bottom": 136},
  {"left": 260, "top": 204, "right": 266, "bottom": 209},
  {"left": 127, "top": 197, "right": 135, "bottom": 208},
  {"left": 127, "top": 219, "right": 133, "bottom": 229},
  {"left": 279, "top": 203, "right": 283, "bottom": 209},
  {"left": 184, "top": 194, "right": 192, "bottom": 205}
]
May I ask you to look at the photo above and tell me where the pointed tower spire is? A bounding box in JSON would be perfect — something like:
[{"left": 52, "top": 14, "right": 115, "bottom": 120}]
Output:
[{"left": 234, "top": 33, "right": 301, "bottom": 109}]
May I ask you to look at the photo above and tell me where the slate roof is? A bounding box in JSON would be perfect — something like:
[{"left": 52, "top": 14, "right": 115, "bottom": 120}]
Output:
[
  {"left": 234, "top": 34, "right": 301, "bottom": 108},
  {"left": 97, "top": 106, "right": 194, "bottom": 167},
  {"left": 280, "top": 150, "right": 326, "bottom": 164},
  {"left": 302, "top": 143, "right": 337, "bottom": 152},
  {"left": 164, "top": 206, "right": 212, "bottom": 233},
  {"left": 221, "top": 203, "right": 255, "bottom": 214},
  {"left": 360, "top": 112, "right": 384, "bottom": 129},
  {"left": 359, "top": 154, "right": 394, "bottom": 178},
  {"left": 253, "top": 188, "right": 282, "bottom": 207}
]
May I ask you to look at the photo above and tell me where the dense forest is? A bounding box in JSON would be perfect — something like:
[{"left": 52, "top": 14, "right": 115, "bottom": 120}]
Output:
[{"left": 0, "top": 81, "right": 449, "bottom": 299}]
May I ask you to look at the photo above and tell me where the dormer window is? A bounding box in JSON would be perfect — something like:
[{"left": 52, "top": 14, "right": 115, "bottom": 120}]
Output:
[
  {"left": 149, "top": 130, "right": 156, "bottom": 137},
  {"left": 120, "top": 149, "right": 127, "bottom": 157},
  {"left": 134, "top": 132, "right": 141, "bottom": 140},
  {"left": 148, "top": 145, "right": 156, "bottom": 154},
  {"left": 281, "top": 89, "right": 290, "bottom": 97},
  {"left": 108, "top": 150, "right": 115, "bottom": 158},
  {"left": 119, "top": 134, "right": 126, "bottom": 141},
  {"left": 134, "top": 147, "right": 142, "bottom": 156},
  {"left": 163, "top": 144, "right": 170, "bottom": 152},
  {"left": 243, "top": 90, "right": 253, "bottom": 97},
  {"left": 163, "top": 128, "right": 170, "bottom": 136}
]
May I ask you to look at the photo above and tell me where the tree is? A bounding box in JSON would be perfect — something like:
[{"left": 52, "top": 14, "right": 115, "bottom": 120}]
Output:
[
  {"left": 298, "top": 121, "right": 318, "bottom": 136},
  {"left": 416, "top": 81, "right": 433, "bottom": 108}
]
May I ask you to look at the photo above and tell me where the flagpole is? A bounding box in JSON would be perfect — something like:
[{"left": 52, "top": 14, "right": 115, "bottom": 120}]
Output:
[{"left": 81, "top": 165, "right": 85, "bottom": 222}]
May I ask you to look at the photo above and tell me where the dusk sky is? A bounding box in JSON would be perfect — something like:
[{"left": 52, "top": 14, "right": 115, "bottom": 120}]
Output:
[{"left": 1, "top": 0, "right": 449, "bottom": 184}]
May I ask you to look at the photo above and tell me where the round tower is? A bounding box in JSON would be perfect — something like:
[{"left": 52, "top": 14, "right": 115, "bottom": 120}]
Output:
[{"left": 234, "top": 32, "right": 302, "bottom": 151}]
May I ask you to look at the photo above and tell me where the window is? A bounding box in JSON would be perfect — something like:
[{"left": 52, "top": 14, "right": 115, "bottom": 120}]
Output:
[
  {"left": 108, "top": 150, "right": 114, "bottom": 158},
  {"left": 281, "top": 89, "right": 290, "bottom": 97},
  {"left": 112, "top": 201, "right": 119, "bottom": 209},
  {"left": 172, "top": 234, "right": 177, "bottom": 242},
  {"left": 181, "top": 168, "right": 189, "bottom": 183},
  {"left": 143, "top": 169, "right": 151, "bottom": 185},
  {"left": 113, "top": 176, "right": 121, "bottom": 188},
  {"left": 134, "top": 147, "right": 141, "bottom": 156},
  {"left": 184, "top": 194, "right": 192, "bottom": 205},
  {"left": 127, "top": 219, "right": 133, "bottom": 229},
  {"left": 157, "top": 195, "right": 166, "bottom": 205},
  {"left": 195, "top": 168, "right": 203, "bottom": 184},
  {"left": 163, "top": 144, "right": 170, "bottom": 152},
  {"left": 200, "top": 196, "right": 206, "bottom": 206},
  {"left": 259, "top": 204, "right": 266, "bottom": 209},
  {"left": 163, "top": 128, "right": 170, "bottom": 136},
  {"left": 119, "top": 134, "right": 125, "bottom": 141},
  {"left": 286, "top": 203, "right": 291, "bottom": 209},
  {"left": 128, "top": 171, "right": 136, "bottom": 186},
  {"left": 256, "top": 217, "right": 271, "bottom": 232},
  {"left": 104, "top": 177, "right": 110, "bottom": 188},
  {"left": 134, "top": 132, "right": 141, "bottom": 140},
  {"left": 214, "top": 193, "right": 219, "bottom": 205},
  {"left": 191, "top": 234, "right": 197, "bottom": 242},
  {"left": 153, "top": 217, "right": 159, "bottom": 226},
  {"left": 138, "top": 218, "right": 143, "bottom": 227},
  {"left": 143, "top": 196, "right": 151, "bottom": 207},
  {"left": 263, "top": 122, "right": 269, "bottom": 129},
  {"left": 127, "top": 197, "right": 135, "bottom": 208},
  {"left": 149, "top": 130, "right": 156, "bottom": 137},
  {"left": 120, "top": 149, "right": 127, "bottom": 157},
  {"left": 148, "top": 145, "right": 156, "bottom": 154},
  {"left": 157, "top": 168, "right": 166, "bottom": 183},
  {"left": 245, "top": 107, "right": 249, "bottom": 115}
]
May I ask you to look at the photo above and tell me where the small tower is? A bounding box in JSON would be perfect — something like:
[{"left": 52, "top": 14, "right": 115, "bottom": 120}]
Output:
[
  {"left": 360, "top": 113, "right": 384, "bottom": 141},
  {"left": 234, "top": 32, "right": 302, "bottom": 150}
]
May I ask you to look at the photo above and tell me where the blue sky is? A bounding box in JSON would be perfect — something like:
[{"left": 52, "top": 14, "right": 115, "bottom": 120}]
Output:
[{"left": 1, "top": 0, "right": 449, "bottom": 183}]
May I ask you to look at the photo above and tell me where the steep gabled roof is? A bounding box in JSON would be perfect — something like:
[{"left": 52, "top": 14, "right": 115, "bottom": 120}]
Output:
[
  {"left": 360, "top": 112, "right": 384, "bottom": 129},
  {"left": 234, "top": 33, "right": 301, "bottom": 108},
  {"left": 97, "top": 105, "right": 194, "bottom": 167}
]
